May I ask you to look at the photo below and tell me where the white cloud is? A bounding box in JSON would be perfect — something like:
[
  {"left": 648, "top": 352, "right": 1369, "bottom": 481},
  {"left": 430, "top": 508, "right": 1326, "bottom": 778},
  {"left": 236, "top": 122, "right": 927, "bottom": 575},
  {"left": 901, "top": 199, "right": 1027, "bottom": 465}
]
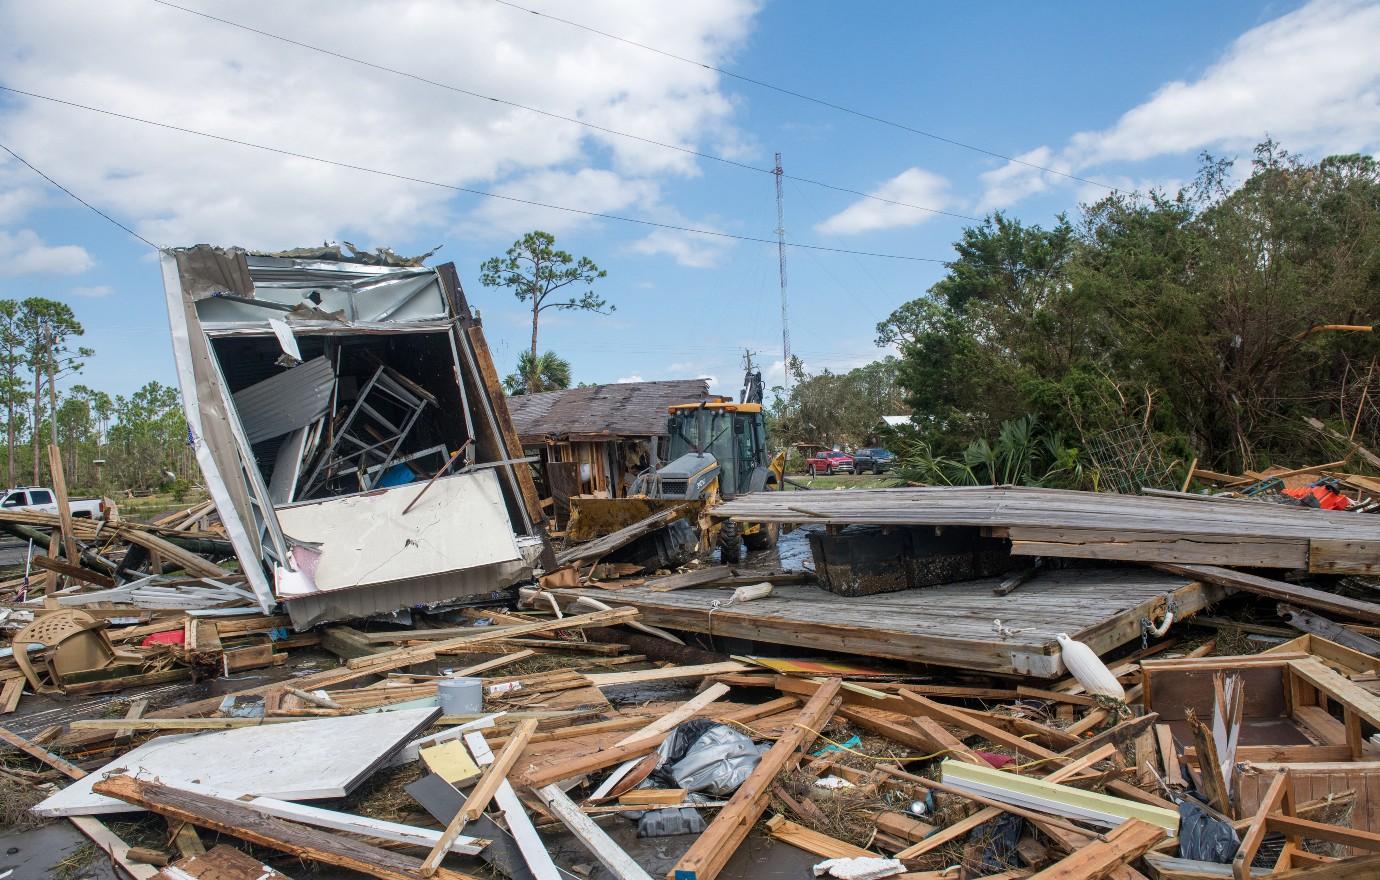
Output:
[
  {"left": 615, "top": 374, "right": 644, "bottom": 383},
  {"left": 0, "top": 0, "right": 760, "bottom": 249},
  {"left": 70, "top": 284, "right": 112, "bottom": 297},
  {"left": 628, "top": 224, "right": 733, "bottom": 268},
  {"left": 815, "top": 168, "right": 953, "bottom": 235},
  {"left": 979, "top": 0, "right": 1380, "bottom": 210},
  {"left": 464, "top": 169, "right": 659, "bottom": 238},
  {"left": 0, "top": 229, "right": 93, "bottom": 276}
]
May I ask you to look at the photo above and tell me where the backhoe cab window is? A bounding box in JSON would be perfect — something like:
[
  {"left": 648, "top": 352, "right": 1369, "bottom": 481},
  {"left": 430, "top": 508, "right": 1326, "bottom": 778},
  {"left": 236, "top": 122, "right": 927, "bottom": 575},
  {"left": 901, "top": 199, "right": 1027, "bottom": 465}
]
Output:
[{"left": 668, "top": 413, "right": 699, "bottom": 459}]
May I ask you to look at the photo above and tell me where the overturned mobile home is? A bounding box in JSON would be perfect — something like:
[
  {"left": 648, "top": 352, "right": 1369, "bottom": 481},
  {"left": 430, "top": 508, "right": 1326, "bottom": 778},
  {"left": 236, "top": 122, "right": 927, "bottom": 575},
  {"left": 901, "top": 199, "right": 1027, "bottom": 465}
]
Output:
[{"left": 161, "top": 246, "right": 547, "bottom": 628}]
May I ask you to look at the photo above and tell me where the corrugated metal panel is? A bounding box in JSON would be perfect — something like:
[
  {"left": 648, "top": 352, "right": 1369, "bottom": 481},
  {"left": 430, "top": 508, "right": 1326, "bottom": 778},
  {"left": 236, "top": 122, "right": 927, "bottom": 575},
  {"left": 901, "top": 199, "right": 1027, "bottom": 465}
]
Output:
[
  {"left": 231, "top": 355, "right": 336, "bottom": 445},
  {"left": 506, "top": 379, "right": 713, "bottom": 439}
]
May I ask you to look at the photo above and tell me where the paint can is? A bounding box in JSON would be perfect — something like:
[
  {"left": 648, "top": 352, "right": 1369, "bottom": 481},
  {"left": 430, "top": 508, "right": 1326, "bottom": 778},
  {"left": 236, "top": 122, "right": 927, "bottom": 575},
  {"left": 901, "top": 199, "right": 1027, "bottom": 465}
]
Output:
[{"left": 436, "top": 677, "right": 483, "bottom": 715}]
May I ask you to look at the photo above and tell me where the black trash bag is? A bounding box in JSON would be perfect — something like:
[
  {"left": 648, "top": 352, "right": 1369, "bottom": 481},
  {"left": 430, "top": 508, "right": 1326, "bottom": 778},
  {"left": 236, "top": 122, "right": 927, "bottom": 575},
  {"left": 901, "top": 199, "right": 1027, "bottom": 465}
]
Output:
[
  {"left": 649, "top": 718, "right": 762, "bottom": 796},
  {"left": 1178, "top": 797, "right": 1240, "bottom": 863},
  {"left": 969, "top": 812, "right": 1024, "bottom": 875}
]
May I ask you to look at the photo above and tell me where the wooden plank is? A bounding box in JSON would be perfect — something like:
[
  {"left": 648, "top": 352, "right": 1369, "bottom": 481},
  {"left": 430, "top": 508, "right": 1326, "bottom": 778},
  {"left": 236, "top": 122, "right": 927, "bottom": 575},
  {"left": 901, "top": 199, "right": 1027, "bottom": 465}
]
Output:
[
  {"left": 31, "top": 554, "right": 116, "bottom": 588},
  {"left": 445, "top": 650, "right": 536, "bottom": 677},
  {"left": 1311, "top": 538, "right": 1380, "bottom": 575},
  {"left": 672, "top": 679, "right": 842, "bottom": 880},
  {"left": 0, "top": 677, "right": 22, "bottom": 715},
  {"left": 69, "top": 815, "right": 159, "bottom": 880},
  {"left": 157, "top": 845, "right": 289, "bottom": 880},
  {"left": 1029, "top": 819, "right": 1165, "bottom": 880},
  {"left": 346, "top": 608, "right": 639, "bottom": 670},
  {"left": 585, "top": 662, "right": 750, "bottom": 688},
  {"left": 1289, "top": 657, "right": 1380, "bottom": 729},
  {"left": 91, "top": 776, "right": 475, "bottom": 880},
  {"left": 1233, "top": 771, "right": 1289, "bottom": 880},
  {"left": 614, "top": 683, "right": 729, "bottom": 746},
  {"left": 763, "top": 815, "right": 876, "bottom": 859},
  {"left": 1278, "top": 606, "right": 1380, "bottom": 656},
  {"left": 116, "top": 698, "right": 149, "bottom": 743},
  {"left": 531, "top": 783, "right": 654, "bottom": 880},
  {"left": 1156, "top": 563, "right": 1380, "bottom": 624},
  {"left": 0, "top": 724, "right": 87, "bottom": 779}
]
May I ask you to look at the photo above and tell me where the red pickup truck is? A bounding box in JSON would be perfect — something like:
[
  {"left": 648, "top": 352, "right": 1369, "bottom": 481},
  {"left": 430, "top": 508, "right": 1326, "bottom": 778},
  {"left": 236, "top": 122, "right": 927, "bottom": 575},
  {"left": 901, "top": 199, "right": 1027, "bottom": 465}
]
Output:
[{"left": 805, "top": 450, "right": 853, "bottom": 476}]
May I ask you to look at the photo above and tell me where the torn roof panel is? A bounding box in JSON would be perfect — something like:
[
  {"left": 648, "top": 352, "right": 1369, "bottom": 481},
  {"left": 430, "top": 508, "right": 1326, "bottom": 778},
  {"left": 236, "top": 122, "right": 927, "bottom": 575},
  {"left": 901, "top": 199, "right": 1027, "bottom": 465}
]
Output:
[{"left": 507, "top": 379, "right": 716, "bottom": 441}]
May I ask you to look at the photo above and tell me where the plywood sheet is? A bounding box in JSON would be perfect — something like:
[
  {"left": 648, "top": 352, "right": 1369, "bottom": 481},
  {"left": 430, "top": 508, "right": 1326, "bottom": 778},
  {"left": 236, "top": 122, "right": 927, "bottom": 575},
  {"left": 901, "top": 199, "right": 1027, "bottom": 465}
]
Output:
[
  {"left": 275, "top": 469, "right": 520, "bottom": 595},
  {"left": 35, "top": 707, "right": 438, "bottom": 816}
]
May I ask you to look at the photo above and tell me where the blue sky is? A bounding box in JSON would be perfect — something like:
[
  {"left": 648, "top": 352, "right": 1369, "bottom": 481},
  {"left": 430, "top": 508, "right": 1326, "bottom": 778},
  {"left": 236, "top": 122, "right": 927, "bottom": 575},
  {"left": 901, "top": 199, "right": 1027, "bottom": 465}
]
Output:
[{"left": 2, "top": 0, "right": 1378, "bottom": 401}]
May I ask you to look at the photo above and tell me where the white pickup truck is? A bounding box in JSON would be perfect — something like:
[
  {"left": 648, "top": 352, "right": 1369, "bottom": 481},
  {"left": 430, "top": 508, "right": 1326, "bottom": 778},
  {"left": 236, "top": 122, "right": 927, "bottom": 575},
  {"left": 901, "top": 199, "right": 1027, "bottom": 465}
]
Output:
[{"left": 0, "top": 487, "right": 102, "bottom": 517}]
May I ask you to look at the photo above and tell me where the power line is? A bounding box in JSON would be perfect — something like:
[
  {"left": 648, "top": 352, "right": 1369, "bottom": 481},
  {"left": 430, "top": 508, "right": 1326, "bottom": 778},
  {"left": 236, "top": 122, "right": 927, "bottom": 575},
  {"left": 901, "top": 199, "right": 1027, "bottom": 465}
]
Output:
[
  {"left": 0, "top": 140, "right": 159, "bottom": 248},
  {"left": 487, "top": 0, "right": 1117, "bottom": 192},
  {"left": 0, "top": 85, "right": 951, "bottom": 263},
  {"left": 150, "top": 0, "right": 978, "bottom": 224}
]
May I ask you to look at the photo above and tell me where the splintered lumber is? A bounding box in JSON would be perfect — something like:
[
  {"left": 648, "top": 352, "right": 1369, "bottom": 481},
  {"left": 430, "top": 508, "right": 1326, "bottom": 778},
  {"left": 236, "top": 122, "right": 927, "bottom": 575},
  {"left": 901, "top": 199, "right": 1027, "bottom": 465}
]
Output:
[
  {"left": 875, "top": 811, "right": 935, "bottom": 844},
  {"left": 671, "top": 678, "right": 842, "bottom": 880},
  {"left": 1029, "top": 818, "right": 1165, "bottom": 880},
  {"left": 420, "top": 718, "right": 538, "bottom": 876},
  {"left": 31, "top": 554, "right": 116, "bottom": 588},
  {"left": 614, "top": 683, "right": 729, "bottom": 746},
  {"left": 645, "top": 566, "right": 732, "bottom": 592},
  {"left": 526, "top": 725, "right": 672, "bottom": 788},
  {"left": 1155, "top": 563, "right": 1380, "bottom": 624},
  {"left": 1278, "top": 605, "right": 1380, "bottom": 655},
  {"left": 584, "top": 661, "right": 750, "bottom": 688},
  {"left": 69, "top": 816, "right": 159, "bottom": 880},
  {"left": 555, "top": 503, "right": 695, "bottom": 567},
  {"left": 160, "top": 845, "right": 290, "bottom": 880},
  {"left": 91, "top": 776, "right": 476, "bottom": 880},
  {"left": 346, "top": 607, "right": 639, "bottom": 670},
  {"left": 0, "top": 724, "right": 88, "bottom": 779},
  {"left": 763, "top": 815, "right": 876, "bottom": 858},
  {"left": 900, "top": 689, "right": 1168, "bottom": 808},
  {"left": 531, "top": 783, "right": 654, "bottom": 880}
]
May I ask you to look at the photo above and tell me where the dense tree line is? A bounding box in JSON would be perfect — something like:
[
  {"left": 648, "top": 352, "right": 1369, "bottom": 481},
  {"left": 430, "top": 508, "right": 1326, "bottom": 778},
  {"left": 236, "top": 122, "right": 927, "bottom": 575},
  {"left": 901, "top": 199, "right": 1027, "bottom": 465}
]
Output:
[
  {"left": 770, "top": 142, "right": 1379, "bottom": 487},
  {"left": 0, "top": 296, "right": 194, "bottom": 495}
]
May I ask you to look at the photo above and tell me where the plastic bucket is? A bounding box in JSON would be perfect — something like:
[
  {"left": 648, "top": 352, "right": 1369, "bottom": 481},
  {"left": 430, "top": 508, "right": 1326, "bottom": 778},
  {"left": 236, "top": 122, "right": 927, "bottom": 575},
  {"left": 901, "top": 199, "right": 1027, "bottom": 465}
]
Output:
[{"left": 436, "top": 677, "right": 483, "bottom": 715}]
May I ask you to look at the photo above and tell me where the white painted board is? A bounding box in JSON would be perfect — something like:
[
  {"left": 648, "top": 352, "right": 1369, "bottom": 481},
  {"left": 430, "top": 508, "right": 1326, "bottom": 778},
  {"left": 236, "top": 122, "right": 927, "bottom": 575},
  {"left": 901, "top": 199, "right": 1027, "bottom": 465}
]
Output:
[
  {"left": 274, "top": 469, "right": 520, "bottom": 596},
  {"left": 33, "top": 707, "right": 438, "bottom": 817}
]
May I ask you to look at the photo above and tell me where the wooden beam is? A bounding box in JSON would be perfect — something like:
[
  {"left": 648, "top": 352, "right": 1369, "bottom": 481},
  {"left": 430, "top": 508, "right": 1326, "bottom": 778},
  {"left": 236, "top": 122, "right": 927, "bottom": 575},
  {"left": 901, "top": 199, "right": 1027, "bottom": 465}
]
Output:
[
  {"left": 1233, "top": 771, "right": 1289, "bottom": 879},
  {"left": 763, "top": 815, "right": 875, "bottom": 859},
  {"left": 0, "top": 724, "right": 87, "bottom": 779},
  {"left": 614, "top": 683, "right": 729, "bottom": 746},
  {"left": 345, "top": 607, "right": 639, "bottom": 670},
  {"left": 91, "top": 776, "right": 477, "bottom": 880},
  {"left": 1155, "top": 563, "right": 1380, "bottom": 624},
  {"left": 671, "top": 678, "right": 842, "bottom": 880},
  {"left": 1029, "top": 819, "right": 1165, "bottom": 880},
  {"left": 531, "top": 784, "right": 653, "bottom": 880}
]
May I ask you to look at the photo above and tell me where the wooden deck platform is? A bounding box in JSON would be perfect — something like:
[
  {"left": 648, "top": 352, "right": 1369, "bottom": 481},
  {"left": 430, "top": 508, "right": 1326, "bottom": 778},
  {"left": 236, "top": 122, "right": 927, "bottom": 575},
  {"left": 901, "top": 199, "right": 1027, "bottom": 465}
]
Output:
[{"left": 553, "top": 567, "right": 1224, "bottom": 678}]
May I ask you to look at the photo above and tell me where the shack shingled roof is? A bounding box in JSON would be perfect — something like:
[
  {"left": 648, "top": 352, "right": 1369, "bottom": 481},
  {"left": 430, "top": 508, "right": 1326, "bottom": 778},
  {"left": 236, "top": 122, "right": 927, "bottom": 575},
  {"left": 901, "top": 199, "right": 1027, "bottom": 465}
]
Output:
[{"left": 507, "top": 378, "right": 716, "bottom": 440}]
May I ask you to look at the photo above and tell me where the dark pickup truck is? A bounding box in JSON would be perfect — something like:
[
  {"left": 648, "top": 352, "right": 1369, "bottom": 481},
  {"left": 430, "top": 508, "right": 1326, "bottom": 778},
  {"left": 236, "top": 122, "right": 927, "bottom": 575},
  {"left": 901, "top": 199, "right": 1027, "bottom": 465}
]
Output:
[{"left": 851, "top": 447, "right": 896, "bottom": 474}]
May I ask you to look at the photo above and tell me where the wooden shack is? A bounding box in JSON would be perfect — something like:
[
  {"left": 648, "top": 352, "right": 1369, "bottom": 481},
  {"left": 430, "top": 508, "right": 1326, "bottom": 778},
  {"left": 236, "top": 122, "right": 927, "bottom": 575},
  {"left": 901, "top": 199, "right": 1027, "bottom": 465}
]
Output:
[{"left": 506, "top": 379, "right": 719, "bottom": 525}]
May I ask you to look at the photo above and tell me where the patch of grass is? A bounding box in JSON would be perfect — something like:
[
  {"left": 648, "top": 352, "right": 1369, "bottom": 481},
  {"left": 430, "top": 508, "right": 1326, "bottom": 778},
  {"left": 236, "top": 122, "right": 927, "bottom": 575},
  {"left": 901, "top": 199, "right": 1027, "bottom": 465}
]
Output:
[
  {"left": 784, "top": 473, "right": 905, "bottom": 490},
  {"left": 0, "top": 772, "right": 49, "bottom": 831},
  {"left": 51, "top": 842, "right": 102, "bottom": 880}
]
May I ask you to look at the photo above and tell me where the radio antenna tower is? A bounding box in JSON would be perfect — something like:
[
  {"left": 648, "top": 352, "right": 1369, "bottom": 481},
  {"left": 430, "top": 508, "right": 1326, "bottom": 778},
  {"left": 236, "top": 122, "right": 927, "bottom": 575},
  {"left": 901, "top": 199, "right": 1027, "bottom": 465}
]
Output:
[{"left": 774, "top": 152, "right": 791, "bottom": 396}]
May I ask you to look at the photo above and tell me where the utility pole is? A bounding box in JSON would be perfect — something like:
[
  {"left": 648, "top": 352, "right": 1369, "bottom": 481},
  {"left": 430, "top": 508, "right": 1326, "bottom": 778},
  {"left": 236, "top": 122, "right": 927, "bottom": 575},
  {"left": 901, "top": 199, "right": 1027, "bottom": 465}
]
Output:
[{"left": 773, "top": 152, "right": 791, "bottom": 397}]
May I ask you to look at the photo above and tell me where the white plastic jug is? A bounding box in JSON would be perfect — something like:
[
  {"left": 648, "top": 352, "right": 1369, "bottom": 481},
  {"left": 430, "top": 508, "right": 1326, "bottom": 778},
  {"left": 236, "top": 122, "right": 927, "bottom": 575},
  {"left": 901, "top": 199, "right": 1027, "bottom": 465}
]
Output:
[{"left": 1056, "top": 633, "right": 1125, "bottom": 700}]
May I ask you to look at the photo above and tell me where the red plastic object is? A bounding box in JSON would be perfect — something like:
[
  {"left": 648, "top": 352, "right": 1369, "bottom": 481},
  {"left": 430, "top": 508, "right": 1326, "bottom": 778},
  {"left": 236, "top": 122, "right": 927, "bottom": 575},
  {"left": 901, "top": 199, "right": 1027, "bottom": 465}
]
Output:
[{"left": 142, "top": 629, "right": 185, "bottom": 647}]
